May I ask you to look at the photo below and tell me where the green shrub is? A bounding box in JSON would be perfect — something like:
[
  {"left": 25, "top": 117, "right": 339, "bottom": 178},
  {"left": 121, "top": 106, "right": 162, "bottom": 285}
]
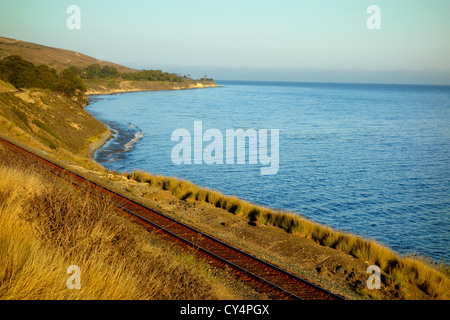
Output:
[{"left": 0, "top": 55, "right": 86, "bottom": 97}]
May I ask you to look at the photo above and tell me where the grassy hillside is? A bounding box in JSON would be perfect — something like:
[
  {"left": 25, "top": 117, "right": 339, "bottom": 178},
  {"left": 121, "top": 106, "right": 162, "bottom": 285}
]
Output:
[
  {"left": 0, "top": 79, "right": 16, "bottom": 93},
  {"left": 0, "top": 80, "right": 108, "bottom": 170},
  {"left": 0, "top": 43, "right": 240, "bottom": 300},
  {"left": 0, "top": 36, "right": 218, "bottom": 95},
  {"left": 0, "top": 36, "right": 135, "bottom": 73}
]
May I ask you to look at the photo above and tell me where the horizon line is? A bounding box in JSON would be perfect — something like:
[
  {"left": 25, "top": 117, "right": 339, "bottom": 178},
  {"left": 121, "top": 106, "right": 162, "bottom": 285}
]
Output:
[{"left": 212, "top": 79, "right": 450, "bottom": 87}]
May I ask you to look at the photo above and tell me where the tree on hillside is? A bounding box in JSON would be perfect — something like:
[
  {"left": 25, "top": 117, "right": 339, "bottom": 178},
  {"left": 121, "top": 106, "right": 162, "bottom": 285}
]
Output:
[
  {"left": 121, "top": 69, "right": 184, "bottom": 82},
  {"left": 0, "top": 55, "right": 87, "bottom": 97},
  {"left": 35, "top": 64, "right": 59, "bottom": 89},
  {"left": 84, "top": 64, "right": 102, "bottom": 79},
  {"left": 99, "top": 65, "right": 119, "bottom": 78},
  {"left": 0, "top": 55, "right": 39, "bottom": 88},
  {"left": 75, "top": 64, "right": 120, "bottom": 79},
  {"left": 55, "top": 68, "right": 87, "bottom": 97}
]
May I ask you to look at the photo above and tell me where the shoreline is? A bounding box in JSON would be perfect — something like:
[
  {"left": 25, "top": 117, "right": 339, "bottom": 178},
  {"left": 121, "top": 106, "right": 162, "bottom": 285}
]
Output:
[
  {"left": 84, "top": 87, "right": 448, "bottom": 264},
  {"left": 80, "top": 86, "right": 449, "bottom": 300},
  {"left": 84, "top": 82, "right": 219, "bottom": 158},
  {"left": 85, "top": 82, "right": 220, "bottom": 96},
  {"left": 87, "top": 126, "right": 113, "bottom": 159}
]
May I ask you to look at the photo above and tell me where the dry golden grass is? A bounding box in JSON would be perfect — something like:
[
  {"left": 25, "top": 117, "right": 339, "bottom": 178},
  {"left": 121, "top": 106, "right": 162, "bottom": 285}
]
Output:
[
  {"left": 0, "top": 161, "right": 246, "bottom": 300},
  {"left": 0, "top": 89, "right": 106, "bottom": 157},
  {"left": 124, "top": 169, "right": 450, "bottom": 300},
  {"left": 0, "top": 36, "right": 135, "bottom": 74}
]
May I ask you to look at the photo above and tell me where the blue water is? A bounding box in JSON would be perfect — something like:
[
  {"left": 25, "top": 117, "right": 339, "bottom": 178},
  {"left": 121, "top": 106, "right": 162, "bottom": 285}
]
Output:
[{"left": 86, "top": 81, "right": 450, "bottom": 263}]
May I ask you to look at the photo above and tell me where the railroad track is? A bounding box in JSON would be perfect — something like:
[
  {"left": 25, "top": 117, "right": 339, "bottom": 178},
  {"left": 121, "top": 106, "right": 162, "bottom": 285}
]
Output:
[{"left": 0, "top": 136, "right": 345, "bottom": 301}]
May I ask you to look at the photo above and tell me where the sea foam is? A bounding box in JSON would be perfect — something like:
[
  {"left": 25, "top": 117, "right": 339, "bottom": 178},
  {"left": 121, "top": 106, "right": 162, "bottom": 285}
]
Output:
[{"left": 124, "top": 131, "right": 144, "bottom": 152}]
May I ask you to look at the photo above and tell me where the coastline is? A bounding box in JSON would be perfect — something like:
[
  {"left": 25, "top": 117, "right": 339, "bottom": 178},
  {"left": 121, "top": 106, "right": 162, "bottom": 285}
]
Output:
[
  {"left": 0, "top": 32, "right": 450, "bottom": 299},
  {"left": 85, "top": 81, "right": 219, "bottom": 96},
  {"left": 87, "top": 126, "right": 113, "bottom": 159},
  {"left": 80, "top": 85, "right": 450, "bottom": 300},
  {"left": 84, "top": 82, "right": 219, "bottom": 158}
]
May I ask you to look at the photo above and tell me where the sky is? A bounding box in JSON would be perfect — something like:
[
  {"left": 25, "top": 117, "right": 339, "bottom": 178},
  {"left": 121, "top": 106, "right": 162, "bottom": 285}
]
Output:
[{"left": 1, "top": 0, "right": 449, "bottom": 84}]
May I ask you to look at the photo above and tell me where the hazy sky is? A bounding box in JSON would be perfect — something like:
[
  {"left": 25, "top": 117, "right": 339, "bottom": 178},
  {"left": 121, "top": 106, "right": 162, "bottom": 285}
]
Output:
[{"left": 1, "top": 0, "right": 449, "bottom": 84}]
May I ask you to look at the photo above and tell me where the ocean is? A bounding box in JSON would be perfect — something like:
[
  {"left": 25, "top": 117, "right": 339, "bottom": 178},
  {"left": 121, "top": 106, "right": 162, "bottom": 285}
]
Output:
[{"left": 85, "top": 80, "right": 450, "bottom": 262}]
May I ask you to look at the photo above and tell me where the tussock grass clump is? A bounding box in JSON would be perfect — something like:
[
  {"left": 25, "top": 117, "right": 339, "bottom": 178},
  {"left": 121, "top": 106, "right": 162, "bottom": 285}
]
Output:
[
  {"left": 124, "top": 169, "right": 450, "bottom": 299},
  {"left": 0, "top": 163, "right": 238, "bottom": 300}
]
